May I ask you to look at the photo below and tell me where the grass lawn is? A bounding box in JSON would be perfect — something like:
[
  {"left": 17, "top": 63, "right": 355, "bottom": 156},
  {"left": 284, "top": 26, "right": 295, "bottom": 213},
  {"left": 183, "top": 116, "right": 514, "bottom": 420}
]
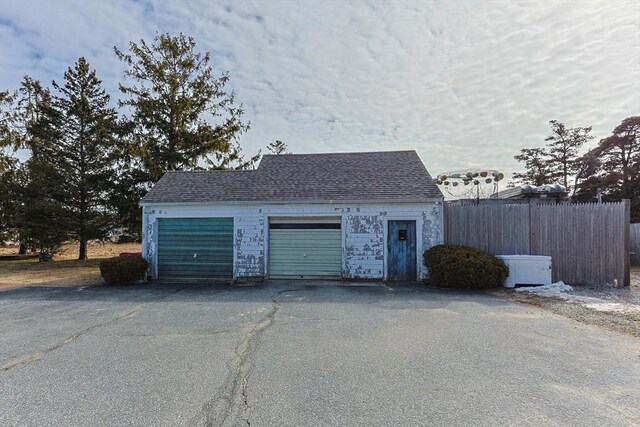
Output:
[{"left": 0, "top": 242, "right": 141, "bottom": 290}]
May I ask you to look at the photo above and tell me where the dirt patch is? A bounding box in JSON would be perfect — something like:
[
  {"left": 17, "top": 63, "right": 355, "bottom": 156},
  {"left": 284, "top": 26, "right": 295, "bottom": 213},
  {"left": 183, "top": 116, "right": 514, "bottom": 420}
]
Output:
[
  {"left": 493, "top": 267, "right": 640, "bottom": 337},
  {"left": 631, "top": 266, "right": 640, "bottom": 289},
  {"left": 0, "top": 242, "right": 141, "bottom": 290}
]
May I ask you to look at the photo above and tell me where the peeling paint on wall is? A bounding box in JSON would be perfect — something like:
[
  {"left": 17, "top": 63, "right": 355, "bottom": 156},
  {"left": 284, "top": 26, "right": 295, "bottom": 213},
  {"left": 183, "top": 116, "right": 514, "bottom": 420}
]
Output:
[
  {"left": 144, "top": 210, "right": 155, "bottom": 275},
  {"left": 422, "top": 208, "right": 441, "bottom": 249},
  {"left": 235, "top": 215, "right": 265, "bottom": 277},
  {"left": 344, "top": 214, "right": 385, "bottom": 279},
  {"left": 420, "top": 206, "right": 443, "bottom": 277}
]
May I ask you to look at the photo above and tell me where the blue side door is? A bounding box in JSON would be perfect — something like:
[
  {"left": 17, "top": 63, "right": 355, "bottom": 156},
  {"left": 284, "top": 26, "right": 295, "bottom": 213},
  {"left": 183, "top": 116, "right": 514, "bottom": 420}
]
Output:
[{"left": 387, "top": 220, "right": 417, "bottom": 281}]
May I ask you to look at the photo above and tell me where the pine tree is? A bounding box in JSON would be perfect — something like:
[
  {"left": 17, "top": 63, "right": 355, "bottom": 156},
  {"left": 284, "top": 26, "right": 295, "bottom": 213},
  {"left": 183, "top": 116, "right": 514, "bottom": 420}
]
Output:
[
  {"left": 114, "top": 32, "right": 254, "bottom": 181},
  {"left": 512, "top": 148, "right": 551, "bottom": 186},
  {"left": 599, "top": 117, "right": 640, "bottom": 200},
  {"left": 0, "top": 166, "right": 16, "bottom": 244},
  {"left": 0, "top": 90, "right": 17, "bottom": 244},
  {"left": 1, "top": 77, "right": 52, "bottom": 159},
  {"left": 584, "top": 116, "right": 640, "bottom": 220},
  {"left": 113, "top": 33, "right": 257, "bottom": 235},
  {"left": 1, "top": 78, "right": 59, "bottom": 253},
  {"left": 36, "top": 58, "right": 117, "bottom": 259},
  {"left": 267, "top": 140, "right": 290, "bottom": 155},
  {"left": 513, "top": 120, "right": 593, "bottom": 194},
  {"left": 0, "top": 90, "right": 17, "bottom": 172},
  {"left": 544, "top": 120, "right": 593, "bottom": 192},
  {"left": 13, "top": 160, "right": 70, "bottom": 256}
]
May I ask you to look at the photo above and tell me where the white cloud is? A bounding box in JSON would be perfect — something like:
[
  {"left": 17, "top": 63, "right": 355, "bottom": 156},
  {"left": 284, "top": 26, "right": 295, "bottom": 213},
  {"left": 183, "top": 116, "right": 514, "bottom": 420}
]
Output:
[{"left": 1, "top": 0, "right": 638, "bottom": 177}]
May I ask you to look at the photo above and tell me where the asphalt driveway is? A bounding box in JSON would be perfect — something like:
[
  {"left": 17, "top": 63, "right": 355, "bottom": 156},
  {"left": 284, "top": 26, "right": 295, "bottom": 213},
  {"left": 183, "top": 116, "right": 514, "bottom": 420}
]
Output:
[{"left": 0, "top": 281, "right": 638, "bottom": 426}]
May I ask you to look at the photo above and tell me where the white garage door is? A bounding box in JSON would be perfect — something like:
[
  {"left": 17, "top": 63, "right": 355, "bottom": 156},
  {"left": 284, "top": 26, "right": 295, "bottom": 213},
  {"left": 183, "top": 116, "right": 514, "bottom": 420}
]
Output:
[{"left": 268, "top": 217, "right": 342, "bottom": 279}]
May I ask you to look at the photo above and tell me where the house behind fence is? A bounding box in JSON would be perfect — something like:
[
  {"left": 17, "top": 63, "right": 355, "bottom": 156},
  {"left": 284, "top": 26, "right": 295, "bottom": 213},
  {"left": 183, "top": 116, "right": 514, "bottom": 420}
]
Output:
[
  {"left": 444, "top": 200, "right": 631, "bottom": 286},
  {"left": 631, "top": 223, "right": 640, "bottom": 267}
]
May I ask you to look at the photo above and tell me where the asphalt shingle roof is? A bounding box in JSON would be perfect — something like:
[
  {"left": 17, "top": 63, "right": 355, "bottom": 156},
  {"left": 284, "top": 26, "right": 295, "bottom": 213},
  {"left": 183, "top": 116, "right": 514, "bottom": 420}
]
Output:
[{"left": 141, "top": 150, "right": 443, "bottom": 204}]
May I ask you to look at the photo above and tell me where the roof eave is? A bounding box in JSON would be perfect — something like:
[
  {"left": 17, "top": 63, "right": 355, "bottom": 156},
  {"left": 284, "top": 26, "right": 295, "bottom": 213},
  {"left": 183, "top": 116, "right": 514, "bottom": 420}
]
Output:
[{"left": 139, "top": 197, "right": 444, "bottom": 207}]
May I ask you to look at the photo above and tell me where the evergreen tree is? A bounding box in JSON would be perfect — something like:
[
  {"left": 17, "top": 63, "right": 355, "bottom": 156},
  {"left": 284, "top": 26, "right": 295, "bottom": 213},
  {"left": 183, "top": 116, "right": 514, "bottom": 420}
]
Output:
[
  {"left": 0, "top": 91, "right": 16, "bottom": 243},
  {"left": 115, "top": 32, "right": 254, "bottom": 180},
  {"left": 0, "top": 90, "right": 17, "bottom": 172},
  {"left": 12, "top": 160, "right": 70, "bottom": 256},
  {"left": 36, "top": 58, "right": 117, "bottom": 259},
  {"left": 267, "top": 140, "right": 290, "bottom": 155},
  {"left": 544, "top": 120, "right": 593, "bottom": 192},
  {"left": 512, "top": 147, "right": 551, "bottom": 186},
  {"left": 113, "top": 33, "right": 257, "bottom": 234},
  {"left": 582, "top": 116, "right": 640, "bottom": 220},
  {"left": 1, "top": 77, "right": 52, "bottom": 159},
  {"left": 108, "top": 144, "right": 147, "bottom": 241},
  {"left": 571, "top": 149, "right": 602, "bottom": 202},
  {"left": 0, "top": 167, "right": 16, "bottom": 244},
  {"left": 513, "top": 120, "right": 593, "bottom": 193},
  {"left": 598, "top": 117, "right": 640, "bottom": 200},
  {"left": 0, "top": 78, "right": 59, "bottom": 253}
]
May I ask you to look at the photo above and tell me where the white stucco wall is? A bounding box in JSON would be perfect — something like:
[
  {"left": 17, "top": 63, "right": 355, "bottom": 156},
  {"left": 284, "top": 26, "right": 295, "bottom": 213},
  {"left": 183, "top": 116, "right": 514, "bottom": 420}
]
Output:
[{"left": 141, "top": 201, "right": 443, "bottom": 280}]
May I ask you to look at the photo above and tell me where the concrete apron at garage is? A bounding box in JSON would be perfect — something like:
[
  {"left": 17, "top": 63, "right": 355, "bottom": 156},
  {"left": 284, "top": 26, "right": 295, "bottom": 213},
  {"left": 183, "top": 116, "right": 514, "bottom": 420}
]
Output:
[
  {"left": 155, "top": 277, "right": 399, "bottom": 287},
  {"left": 259, "top": 279, "right": 395, "bottom": 288}
]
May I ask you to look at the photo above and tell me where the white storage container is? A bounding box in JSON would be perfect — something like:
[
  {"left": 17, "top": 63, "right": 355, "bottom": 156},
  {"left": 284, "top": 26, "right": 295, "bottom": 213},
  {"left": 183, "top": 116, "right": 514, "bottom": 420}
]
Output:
[{"left": 495, "top": 255, "right": 552, "bottom": 288}]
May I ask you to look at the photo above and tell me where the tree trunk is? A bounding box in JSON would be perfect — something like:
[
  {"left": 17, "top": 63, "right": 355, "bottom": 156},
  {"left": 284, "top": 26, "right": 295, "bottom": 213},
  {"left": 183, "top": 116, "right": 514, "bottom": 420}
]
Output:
[
  {"left": 18, "top": 242, "right": 27, "bottom": 255},
  {"left": 78, "top": 236, "right": 87, "bottom": 260}
]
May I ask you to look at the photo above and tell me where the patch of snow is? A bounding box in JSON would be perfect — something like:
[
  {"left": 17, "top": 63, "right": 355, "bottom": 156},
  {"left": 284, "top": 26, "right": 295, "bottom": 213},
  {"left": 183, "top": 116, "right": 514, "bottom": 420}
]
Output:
[
  {"left": 582, "top": 302, "right": 626, "bottom": 312},
  {"left": 515, "top": 281, "right": 574, "bottom": 296},
  {"left": 513, "top": 281, "right": 640, "bottom": 314}
]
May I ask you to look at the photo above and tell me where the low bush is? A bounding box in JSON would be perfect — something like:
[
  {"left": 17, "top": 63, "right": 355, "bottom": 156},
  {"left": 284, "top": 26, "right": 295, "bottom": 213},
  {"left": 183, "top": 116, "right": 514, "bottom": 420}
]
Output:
[
  {"left": 99, "top": 256, "right": 148, "bottom": 285},
  {"left": 423, "top": 245, "right": 508, "bottom": 289}
]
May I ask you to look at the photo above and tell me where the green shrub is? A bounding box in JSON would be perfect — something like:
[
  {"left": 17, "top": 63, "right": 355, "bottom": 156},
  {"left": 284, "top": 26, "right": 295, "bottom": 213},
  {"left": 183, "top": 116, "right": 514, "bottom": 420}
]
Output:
[
  {"left": 99, "top": 256, "right": 148, "bottom": 285},
  {"left": 423, "top": 245, "right": 508, "bottom": 289}
]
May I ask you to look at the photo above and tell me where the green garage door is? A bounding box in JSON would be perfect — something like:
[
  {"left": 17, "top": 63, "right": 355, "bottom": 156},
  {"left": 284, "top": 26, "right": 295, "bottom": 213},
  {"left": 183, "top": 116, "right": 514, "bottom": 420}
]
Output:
[
  {"left": 268, "top": 217, "right": 342, "bottom": 279},
  {"left": 157, "top": 218, "right": 233, "bottom": 280}
]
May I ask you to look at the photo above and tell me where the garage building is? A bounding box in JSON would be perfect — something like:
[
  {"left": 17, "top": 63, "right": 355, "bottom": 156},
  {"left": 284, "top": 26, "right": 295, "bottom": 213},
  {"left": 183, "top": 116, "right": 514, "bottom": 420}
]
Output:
[{"left": 140, "top": 150, "right": 444, "bottom": 281}]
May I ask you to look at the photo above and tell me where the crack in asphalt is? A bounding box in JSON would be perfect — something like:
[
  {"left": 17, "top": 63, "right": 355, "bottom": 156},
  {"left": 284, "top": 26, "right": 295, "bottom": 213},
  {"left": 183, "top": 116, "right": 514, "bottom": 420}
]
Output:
[
  {"left": 107, "top": 329, "right": 233, "bottom": 338},
  {"left": 0, "top": 286, "right": 185, "bottom": 373},
  {"left": 195, "top": 289, "right": 306, "bottom": 427}
]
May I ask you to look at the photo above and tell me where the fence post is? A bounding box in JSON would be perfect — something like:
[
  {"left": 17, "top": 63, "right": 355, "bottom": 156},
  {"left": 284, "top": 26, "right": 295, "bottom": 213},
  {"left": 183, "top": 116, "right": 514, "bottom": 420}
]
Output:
[
  {"left": 528, "top": 199, "right": 536, "bottom": 255},
  {"left": 442, "top": 202, "right": 448, "bottom": 245},
  {"left": 624, "top": 199, "right": 631, "bottom": 287}
]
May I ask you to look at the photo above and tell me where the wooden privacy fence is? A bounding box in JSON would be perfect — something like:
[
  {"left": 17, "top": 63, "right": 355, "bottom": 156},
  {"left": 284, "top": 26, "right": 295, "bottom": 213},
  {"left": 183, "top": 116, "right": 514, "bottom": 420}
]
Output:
[
  {"left": 632, "top": 223, "right": 640, "bottom": 267},
  {"left": 444, "top": 200, "right": 631, "bottom": 286}
]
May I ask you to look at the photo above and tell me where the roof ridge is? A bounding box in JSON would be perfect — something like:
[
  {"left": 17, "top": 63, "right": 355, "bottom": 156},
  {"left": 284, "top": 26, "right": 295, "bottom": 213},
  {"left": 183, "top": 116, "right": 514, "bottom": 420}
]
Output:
[
  {"left": 165, "top": 169, "right": 258, "bottom": 174},
  {"left": 262, "top": 149, "right": 416, "bottom": 158}
]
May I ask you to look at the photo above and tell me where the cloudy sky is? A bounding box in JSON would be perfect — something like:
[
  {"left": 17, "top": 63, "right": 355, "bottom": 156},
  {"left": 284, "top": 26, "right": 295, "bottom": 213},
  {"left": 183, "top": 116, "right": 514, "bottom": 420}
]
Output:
[{"left": 1, "top": 0, "right": 639, "bottom": 178}]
